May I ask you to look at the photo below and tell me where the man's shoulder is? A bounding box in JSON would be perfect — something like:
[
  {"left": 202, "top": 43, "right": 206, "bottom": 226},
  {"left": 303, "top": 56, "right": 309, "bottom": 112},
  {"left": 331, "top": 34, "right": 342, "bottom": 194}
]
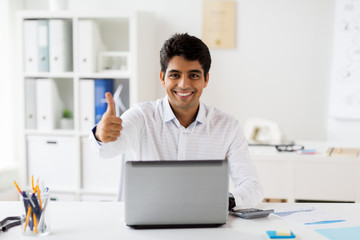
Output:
[
  {"left": 203, "top": 102, "right": 238, "bottom": 122},
  {"left": 130, "top": 98, "right": 164, "bottom": 117}
]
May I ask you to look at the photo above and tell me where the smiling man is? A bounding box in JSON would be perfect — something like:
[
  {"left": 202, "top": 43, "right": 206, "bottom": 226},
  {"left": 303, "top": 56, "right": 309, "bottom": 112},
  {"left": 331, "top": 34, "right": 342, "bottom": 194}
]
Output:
[{"left": 90, "top": 33, "right": 263, "bottom": 208}]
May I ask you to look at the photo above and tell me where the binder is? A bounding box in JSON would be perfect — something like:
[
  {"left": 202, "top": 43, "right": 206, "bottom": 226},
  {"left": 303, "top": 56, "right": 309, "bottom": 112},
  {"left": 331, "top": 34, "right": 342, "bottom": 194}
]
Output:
[
  {"left": 36, "top": 78, "right": 63, "bottom": 129},
  {"left": 24, "top": 20, "right": 38, "bottom": 72},
  {"left": 25, "top": 78, "right": 37, "bottom": 129},
  {"left": 79, "top": 79, "right": 95, "bottom": 132},
  {"left": 37, "top": 20, "right": 50, "bottom": 72},
  {"left": 49, "top": 19, "right": 73, "bottom": 72},
  {"left": 78, "top": 20, "right": 104, "bottom": 73},
  {"left": 113, "top": 83, "right": 127, "bottom": 117},
  {"left": 94, "top": 79, "right": 114, "bottom": 123}
]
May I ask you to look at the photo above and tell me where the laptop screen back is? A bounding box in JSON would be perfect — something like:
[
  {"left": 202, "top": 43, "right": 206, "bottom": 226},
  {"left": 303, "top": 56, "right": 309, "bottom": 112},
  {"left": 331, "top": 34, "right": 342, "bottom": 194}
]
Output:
[{"left": 124, "top": 160, "right": 229, "bottom": 227}]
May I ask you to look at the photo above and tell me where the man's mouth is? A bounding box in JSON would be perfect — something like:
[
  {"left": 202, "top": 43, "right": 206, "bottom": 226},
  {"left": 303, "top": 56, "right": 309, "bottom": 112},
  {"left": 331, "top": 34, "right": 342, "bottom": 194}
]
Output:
[
  {"left": 176, "top": 92, "right": 192, "bottom": 96},
  {"left": 173, "top": 90, "right": 194, "bottom": 98}
]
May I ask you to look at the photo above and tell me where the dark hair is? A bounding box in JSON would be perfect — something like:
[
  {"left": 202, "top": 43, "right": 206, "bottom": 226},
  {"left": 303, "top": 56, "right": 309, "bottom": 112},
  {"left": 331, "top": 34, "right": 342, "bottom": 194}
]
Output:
[{"left": 160, "top": 33, "right": 211, "bottom": 78}]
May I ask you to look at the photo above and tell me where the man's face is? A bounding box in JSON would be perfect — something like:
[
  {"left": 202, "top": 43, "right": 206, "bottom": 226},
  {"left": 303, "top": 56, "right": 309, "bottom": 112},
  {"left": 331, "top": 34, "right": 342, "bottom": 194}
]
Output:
[{"left": 160, "top": 56, "right": 209, "bottom": 114}]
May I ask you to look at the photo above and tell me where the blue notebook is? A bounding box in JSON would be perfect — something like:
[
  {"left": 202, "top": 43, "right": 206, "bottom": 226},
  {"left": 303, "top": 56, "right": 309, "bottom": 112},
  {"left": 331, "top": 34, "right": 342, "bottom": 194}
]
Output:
[{"left": 95, "top": 79, "right": 114, "bottom": 124}]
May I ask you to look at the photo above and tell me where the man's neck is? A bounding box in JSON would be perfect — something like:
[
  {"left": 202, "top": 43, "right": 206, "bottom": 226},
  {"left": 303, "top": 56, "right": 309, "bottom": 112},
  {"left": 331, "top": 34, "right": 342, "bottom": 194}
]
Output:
[{"left": 172, "top": 105, "right": 199, "bottom": 128}]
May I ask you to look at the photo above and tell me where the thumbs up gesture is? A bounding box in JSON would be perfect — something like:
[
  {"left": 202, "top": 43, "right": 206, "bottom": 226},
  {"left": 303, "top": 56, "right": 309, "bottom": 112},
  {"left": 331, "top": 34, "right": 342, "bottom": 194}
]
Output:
[{"left": 95, "top": 92, "right": 123, "bottom": 143}]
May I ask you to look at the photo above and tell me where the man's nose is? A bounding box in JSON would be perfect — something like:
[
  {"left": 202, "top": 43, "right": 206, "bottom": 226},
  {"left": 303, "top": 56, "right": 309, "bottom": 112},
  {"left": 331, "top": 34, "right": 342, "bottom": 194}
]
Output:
[{"left": 178, "top": 76, "right": 190, "bottom": 88}]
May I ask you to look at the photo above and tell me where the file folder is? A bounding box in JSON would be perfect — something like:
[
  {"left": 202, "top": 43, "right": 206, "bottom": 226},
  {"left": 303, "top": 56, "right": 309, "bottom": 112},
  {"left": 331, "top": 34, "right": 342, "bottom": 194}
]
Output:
[
  {"left": 25, "top": 78, "right": 37, "bottom": 129},
  {"left": 95, "top": 79, "right": 114, "bottom": 123},
  {"left": 24, "top": 20, "right": 38, "bottom": 72},
  {"left": 37, "top": 20, "right": 50, "bottom": 72},
  {"left": 78, "top": 20, "right": 104, "bottom": 73},
  {"left": 49, "top": 19, "right": 73, "bottom": 72},
  {"left": 36, "top": 78, "right": 63, "bottom": 129},
  {"left": 80, "top": 79, "right": 95, "bottom": 132}
]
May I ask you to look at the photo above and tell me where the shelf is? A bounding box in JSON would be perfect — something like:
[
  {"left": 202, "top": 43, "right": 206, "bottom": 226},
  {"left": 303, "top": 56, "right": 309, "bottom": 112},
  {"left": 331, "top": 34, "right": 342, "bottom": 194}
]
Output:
[
  {"left": 25, "top": 129, "right": 76, "bottom": 136},
  {"left": 78, "top": 72, "right": 131, "bottom": 79},
  {"left": 80, "top": 189, "right": 117, "bottom": 195},
  {"left": 24, "top": 72, "right": 74, "bottom": 78},
  {"left": 19, "top": 10, "right": 157, "bottom": 202}
]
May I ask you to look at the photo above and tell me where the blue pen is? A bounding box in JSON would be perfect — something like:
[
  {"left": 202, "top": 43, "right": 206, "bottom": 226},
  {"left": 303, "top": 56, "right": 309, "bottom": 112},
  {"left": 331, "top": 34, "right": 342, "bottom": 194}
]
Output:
[{"left": 304, "top": 220, "right": 346, "bottom": 225}]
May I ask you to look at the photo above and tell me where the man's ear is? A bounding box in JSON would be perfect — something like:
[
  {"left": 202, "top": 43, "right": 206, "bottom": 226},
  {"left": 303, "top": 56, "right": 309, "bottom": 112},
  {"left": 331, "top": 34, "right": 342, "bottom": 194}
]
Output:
[
  {"left": 204, "top": 72, "right": 209, "bottom": 88},
  {"left": 160, "top": 71, "right": 165, "bottom": 87}
]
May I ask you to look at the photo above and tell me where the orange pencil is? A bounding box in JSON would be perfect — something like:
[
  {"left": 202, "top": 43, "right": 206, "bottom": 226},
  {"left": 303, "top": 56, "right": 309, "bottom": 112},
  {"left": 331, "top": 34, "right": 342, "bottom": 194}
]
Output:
[
  {"left": 33, "top": 212, "right": 38, "bottom": 233},
  {"left": 13, "top": 181, "right": 22, "bottom": 194},
  {"left": 36, "top": 186, "right": 43, "bottom": 210},
  {"left": 24, "top": 206, "right": 31, "bottom": 231},
  {"left": 31, "top": 175, "right": 34, "bottom": 191}
]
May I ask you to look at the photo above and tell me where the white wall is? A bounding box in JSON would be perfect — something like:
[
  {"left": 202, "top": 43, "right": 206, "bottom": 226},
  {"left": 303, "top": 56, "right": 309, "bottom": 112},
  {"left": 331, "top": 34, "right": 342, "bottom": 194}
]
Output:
[
  {"left": 5, "top": 0, "right": 348, "bottom": 164},
  {"left": 66, "top": 0, "right": 334, "bottom": 141}
]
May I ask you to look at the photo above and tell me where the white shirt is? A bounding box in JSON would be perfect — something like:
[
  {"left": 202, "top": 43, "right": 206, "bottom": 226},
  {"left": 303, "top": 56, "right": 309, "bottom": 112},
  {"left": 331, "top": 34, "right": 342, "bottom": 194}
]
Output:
[{"left": 89, "top": 96, "right": 263, "bottom": 207}]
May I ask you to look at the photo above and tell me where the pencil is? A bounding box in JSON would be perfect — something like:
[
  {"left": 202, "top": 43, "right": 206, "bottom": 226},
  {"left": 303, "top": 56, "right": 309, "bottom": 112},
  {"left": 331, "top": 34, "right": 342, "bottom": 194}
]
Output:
[
  {"left": 31, "top": 175, "right": 34, "bottom": 192},
  {"left": 36, "top": 186, "right": 43, "bottom": 210},
  {"left": 24, "top": 205, "right": 31, "bottom": 231},
  {"left": 33, "top": 212, "right": 37, "bottom": 233},
  {"left": 13, "top": 181, "right": 22, "bottom": 194}
]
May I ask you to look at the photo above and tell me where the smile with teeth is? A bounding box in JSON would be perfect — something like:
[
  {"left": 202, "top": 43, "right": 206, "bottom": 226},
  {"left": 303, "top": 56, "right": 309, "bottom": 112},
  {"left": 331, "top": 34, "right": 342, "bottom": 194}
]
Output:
[{"left": 174, "top": 91, "right": 193, "bottom": 97}]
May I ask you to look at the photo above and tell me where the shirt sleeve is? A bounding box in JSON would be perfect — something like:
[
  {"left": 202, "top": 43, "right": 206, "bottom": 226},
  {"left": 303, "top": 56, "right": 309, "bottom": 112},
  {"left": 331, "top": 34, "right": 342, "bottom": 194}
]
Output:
[
  {"left": 227, "top": 121, "right": 264, "bottom": 208},
  {"left": 88, "top": 105, "right": 144, "bottom": 159}
]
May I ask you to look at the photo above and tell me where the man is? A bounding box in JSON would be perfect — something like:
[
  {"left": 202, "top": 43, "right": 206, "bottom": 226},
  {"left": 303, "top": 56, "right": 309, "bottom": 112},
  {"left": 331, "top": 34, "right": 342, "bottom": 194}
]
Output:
[{"left": 89, "top": 33, "right": 263, "bottom": 208}]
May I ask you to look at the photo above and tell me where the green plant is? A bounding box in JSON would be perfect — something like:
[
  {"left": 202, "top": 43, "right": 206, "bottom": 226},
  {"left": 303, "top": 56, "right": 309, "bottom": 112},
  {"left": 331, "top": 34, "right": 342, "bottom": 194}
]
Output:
[{"left": 62, "top": 109, "right": 72, "bottom": 119}]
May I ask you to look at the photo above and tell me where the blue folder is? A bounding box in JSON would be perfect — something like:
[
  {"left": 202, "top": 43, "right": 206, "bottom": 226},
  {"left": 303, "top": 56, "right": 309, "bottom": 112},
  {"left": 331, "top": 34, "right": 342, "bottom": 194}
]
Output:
[
  {"left": 37, "top": 20, "right": 49, "bottom": 72},
  {"left": 95, "top": 79, "right": 114, "bottom": 124}
]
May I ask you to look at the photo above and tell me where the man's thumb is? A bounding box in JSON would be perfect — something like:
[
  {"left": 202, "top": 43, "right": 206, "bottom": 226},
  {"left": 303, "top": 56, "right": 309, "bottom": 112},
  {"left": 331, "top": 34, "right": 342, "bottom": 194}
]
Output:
[{"left": 105, "top": 92, "right": 116, "bottom": 115}]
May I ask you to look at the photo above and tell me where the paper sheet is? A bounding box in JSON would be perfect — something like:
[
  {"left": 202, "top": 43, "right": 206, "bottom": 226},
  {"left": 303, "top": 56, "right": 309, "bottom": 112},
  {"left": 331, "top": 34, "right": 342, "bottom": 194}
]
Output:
[
  {"left": 274, "top": 207, "right": 348, "bottom": 228},
  {"left": 315, "top": 226, "right": 360, "bottom": 240}
]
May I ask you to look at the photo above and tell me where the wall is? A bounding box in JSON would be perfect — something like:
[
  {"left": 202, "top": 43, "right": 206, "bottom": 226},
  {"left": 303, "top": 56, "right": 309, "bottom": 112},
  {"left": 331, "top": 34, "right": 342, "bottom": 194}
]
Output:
[
  {"left": 3, "top": 0, "right": 342, "bottom": 164},
  {"left": 20, "top": 0, "right": 336, "bottom": 142}
]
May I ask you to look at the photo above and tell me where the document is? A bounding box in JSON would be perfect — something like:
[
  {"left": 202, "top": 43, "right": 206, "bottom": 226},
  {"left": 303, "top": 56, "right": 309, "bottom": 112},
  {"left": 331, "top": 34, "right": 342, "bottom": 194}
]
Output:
[
  {"left": 79, "top": 79, "right": 95, "bottom": 132},
  {"left": 24, "top": 20, "right": 38, "bottom": 72},
  {"left": 49, "top": 19, "right": 73, "bottom": 72},
  {"left": 25, "top": 78, "right": 37, "bottom": 129},
  {"left": 78, "top": 20, "right": 104, "bottom": 73},
  {"left": 36, "top": 78, "right": 63, "bottom": 129},
  {"left": 37, "top": 20, "right": 50, "bottom": 72},
  {"left": 275, "top": 207, "right": 348, "bottom": 229},
  {"left": 94, "top": 79, "right": 114, "bottom": 123},
  {"left": 202, "top": 1, "right": 236, "bottom": 48}
]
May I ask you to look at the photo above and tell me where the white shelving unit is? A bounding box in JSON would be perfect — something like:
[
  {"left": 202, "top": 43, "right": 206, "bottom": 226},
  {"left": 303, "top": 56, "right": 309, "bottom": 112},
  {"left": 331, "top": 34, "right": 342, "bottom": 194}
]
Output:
[{"left": 17, "top": 11, "right": 157, "bottom": 201}]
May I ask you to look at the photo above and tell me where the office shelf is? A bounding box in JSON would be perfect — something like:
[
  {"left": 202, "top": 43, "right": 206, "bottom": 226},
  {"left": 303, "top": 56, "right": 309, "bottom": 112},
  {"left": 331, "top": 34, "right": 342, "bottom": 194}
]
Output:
[{"left": 18, "top": 10, "right": 157, "bottom": 201}]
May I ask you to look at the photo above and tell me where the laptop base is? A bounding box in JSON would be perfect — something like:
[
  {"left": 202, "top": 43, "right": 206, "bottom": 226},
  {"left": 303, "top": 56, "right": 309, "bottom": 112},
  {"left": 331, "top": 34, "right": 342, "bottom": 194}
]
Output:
[{"left": 127, "top": 223, "right": 225, "bottom": 229}]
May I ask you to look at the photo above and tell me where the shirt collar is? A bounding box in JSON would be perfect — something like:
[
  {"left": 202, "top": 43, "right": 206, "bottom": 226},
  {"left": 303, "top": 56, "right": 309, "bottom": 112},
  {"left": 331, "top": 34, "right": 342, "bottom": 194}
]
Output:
[{"left": 162, "top": 95, "right": 207, "bottom": 125}]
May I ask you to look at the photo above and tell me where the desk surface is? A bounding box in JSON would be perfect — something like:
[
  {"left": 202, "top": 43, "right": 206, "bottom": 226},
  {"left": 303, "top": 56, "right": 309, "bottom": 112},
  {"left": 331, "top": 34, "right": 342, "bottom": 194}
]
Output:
[{"left": 1, "top": 202, "right": 360, "bottom": 239}]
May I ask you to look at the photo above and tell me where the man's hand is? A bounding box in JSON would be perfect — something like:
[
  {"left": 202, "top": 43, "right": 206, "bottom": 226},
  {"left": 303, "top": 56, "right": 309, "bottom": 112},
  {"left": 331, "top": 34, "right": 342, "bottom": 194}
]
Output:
[{"left": 95, "top": 92, "right": 123, "bottom": 143}]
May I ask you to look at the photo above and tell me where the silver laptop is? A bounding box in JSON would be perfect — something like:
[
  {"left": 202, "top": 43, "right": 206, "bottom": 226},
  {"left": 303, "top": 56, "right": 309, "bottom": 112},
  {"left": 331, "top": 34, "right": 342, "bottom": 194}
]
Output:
[{"left": 124, "top": 160, "right": 229, "bottom": 228}]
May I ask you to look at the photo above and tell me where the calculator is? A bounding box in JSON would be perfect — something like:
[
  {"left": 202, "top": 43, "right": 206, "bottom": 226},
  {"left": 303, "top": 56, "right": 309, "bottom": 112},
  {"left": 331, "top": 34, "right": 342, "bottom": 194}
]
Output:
[{"left": 229, "top": 208, "right": 274, "bottom": 219}]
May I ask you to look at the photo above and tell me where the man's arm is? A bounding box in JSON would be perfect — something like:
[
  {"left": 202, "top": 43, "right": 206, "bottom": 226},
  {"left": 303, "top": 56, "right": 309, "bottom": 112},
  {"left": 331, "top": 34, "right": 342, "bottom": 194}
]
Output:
[
  {"left": 227, "top": 122, "right": 264, "bottom": 208},
  {"left": 89, "top": 92, "right": 142, "bottom": 159}
]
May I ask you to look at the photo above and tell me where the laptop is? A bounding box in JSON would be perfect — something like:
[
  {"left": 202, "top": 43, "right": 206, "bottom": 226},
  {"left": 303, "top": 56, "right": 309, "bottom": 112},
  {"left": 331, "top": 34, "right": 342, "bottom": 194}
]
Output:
[{"left": 124, "top": 160, "right": 229, "bottom": 228}]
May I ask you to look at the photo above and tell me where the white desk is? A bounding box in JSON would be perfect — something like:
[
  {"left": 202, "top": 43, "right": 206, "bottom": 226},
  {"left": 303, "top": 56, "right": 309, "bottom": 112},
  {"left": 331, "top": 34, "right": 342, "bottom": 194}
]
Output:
[
  {"left": 1, "top": 201, "right": 360, "bottom": 239},
  {"left": 250, "top": 141, "right": 360, "bottom": 202}
]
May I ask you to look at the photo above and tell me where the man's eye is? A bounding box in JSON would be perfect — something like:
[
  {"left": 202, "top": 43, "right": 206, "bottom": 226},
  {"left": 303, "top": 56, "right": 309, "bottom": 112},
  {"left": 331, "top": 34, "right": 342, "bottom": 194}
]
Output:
[
  {"left": 189, "top": 74, "right": 200, "bottom": 79},
  {"left": 169, "top": 73, "right": 180, "bottom": 78}
]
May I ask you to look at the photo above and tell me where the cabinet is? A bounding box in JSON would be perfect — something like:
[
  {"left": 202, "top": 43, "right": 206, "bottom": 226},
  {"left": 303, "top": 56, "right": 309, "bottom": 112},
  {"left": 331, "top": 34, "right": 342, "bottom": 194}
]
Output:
[
  {"left": 17, "top": 11, "right": 157, "bottom": 201},
  {"left": 251, "top": 141, "right": 360, "bottom": 203}
]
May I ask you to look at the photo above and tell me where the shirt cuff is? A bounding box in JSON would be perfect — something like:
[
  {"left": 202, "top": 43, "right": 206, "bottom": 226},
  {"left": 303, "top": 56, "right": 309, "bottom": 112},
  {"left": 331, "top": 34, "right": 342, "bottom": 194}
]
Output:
[{"left": 91, "top": 125, "right": 102, "bottom": 146}]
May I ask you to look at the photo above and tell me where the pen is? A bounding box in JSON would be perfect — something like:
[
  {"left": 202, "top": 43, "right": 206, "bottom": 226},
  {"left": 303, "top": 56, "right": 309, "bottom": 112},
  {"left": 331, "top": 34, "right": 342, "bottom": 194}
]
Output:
[
  {"left": 33, "top": 212, "right": 37, "bottom": 234},
  {"left": 304, "top": 220, "right": 346, "bottom": 225}
]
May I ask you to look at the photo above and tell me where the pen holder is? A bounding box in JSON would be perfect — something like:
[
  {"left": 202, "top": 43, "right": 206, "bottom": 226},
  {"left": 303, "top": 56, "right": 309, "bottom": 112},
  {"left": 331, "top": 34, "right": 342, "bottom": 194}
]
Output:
[{"left": 20, "top": 192, "right": 50, "bottom": 236}]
